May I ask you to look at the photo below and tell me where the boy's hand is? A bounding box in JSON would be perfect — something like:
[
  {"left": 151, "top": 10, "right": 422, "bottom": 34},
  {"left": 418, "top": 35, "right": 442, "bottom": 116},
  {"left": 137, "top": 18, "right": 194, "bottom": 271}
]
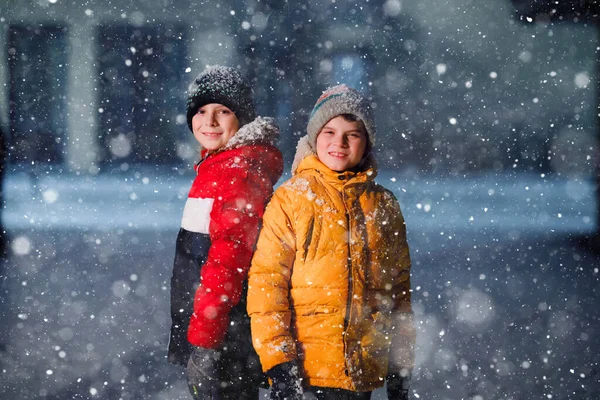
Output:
[
  {"left": 186, "top": 346, "right": 221, "bottom": 399},
  {"left": 267, "top": 360, "right": 303, "bottom": 400},
  {"left": 386, "top": 370, "right": 411, "bottom": 400}
]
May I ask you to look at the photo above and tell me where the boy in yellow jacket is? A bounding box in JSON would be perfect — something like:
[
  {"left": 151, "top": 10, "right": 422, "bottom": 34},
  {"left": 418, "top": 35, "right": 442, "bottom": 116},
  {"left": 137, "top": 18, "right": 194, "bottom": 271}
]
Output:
[{"left": 247, "top": 84, "right": 415, "bottom": 400}]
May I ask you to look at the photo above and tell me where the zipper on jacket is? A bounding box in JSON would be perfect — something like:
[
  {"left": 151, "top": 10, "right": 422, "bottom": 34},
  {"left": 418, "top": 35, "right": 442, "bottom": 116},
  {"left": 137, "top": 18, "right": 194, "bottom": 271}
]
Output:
[
  {"left": 194, "top": 156, "right": 207, "bottom": 174},
  {"left": 342, "top": 193, "right": 353, "bottom": 377}
]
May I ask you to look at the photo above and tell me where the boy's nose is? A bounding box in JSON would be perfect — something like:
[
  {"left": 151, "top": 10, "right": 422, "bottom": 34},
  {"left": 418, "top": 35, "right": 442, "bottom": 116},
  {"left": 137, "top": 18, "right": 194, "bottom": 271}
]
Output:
[
  {"left": 205, "top": 113, "right": 218, "bottom": 126},
  {"left": 334, "top": 135, "right": 348, "bottom": 146}
]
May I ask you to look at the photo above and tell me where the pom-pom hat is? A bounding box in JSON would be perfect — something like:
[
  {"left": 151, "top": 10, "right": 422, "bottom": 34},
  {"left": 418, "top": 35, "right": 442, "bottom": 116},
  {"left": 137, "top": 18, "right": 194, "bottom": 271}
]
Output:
[
  {"left": 306, "top": 84, "right": 376, "bottom": 148},
  {"left": 186, "top": 66, "right": 256, "bottom": 132}
]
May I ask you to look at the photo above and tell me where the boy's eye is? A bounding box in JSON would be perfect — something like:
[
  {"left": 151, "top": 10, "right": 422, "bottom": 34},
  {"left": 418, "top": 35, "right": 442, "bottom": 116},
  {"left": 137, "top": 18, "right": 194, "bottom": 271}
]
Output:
[{"left": 197, "top": 109, "right": 205, "bottom": 114}]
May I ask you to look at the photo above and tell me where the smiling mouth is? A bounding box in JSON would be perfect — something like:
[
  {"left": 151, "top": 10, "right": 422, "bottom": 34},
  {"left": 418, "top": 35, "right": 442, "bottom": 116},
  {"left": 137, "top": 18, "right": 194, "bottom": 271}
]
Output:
[
  {"left": 201, "top": 131, "right": 222, "bottom": 137},
  {"left": 328, "top": 151, "right": 347, "bottom": 158}
]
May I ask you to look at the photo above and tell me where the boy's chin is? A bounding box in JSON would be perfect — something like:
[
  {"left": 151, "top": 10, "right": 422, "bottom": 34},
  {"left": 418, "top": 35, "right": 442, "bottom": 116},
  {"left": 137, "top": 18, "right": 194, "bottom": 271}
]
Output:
[
  {"left": 198, "top": 140, "right": 224, "bottom": 152},
  {"left": 322, "top": 160, "right": 358, "bottom": 173}
]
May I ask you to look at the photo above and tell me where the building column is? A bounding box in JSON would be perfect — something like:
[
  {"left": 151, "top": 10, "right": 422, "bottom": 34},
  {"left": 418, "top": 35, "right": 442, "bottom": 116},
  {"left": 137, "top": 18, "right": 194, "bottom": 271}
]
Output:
[
  {"left": 66, "top": 22, "right": 99, "bottom": 173},
  {"left": 0, "top": 20, "right": 8, "bottom": 129},
  {"left": 594, "top": 39, "right": 600, "bottom": 239}
]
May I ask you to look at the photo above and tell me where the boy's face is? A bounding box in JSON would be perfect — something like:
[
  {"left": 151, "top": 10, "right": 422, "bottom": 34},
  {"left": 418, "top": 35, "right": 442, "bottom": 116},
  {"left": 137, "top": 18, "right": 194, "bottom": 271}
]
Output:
[
  {"left": 192, "top": 103, "right": 240, "bottom": 151},
  {"left": 316, "top": 116, "right": 367, "bottom": 172}
]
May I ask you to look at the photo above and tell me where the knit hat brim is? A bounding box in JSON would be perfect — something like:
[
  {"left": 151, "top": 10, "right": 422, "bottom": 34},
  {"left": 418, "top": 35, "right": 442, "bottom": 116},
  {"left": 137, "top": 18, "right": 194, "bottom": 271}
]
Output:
[
  {"left": 306, "top": 85, "right": 376, "bottom": 148},
  {"left": 186, "top": 66, "right": 256, "bottom": 132},
  {"left": 186, "top": 92, "right": 244, "bottom": 130}
]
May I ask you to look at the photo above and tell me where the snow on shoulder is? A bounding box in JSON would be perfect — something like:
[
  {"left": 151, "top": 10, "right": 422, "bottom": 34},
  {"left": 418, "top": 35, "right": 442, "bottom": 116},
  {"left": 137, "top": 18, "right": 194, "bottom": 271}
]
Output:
[{"left": 225, "top": 116, "right": 280, "bottom": 149}]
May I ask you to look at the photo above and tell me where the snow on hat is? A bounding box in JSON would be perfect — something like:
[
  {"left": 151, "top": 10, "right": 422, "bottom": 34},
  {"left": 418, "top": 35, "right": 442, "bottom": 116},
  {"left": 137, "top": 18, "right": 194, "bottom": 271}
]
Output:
[
  {"left": 306, "top": 84, "right": 376, "bottom": 148},
  {"left": 186, "top": 65, "right": 256, "bottom": 132}
]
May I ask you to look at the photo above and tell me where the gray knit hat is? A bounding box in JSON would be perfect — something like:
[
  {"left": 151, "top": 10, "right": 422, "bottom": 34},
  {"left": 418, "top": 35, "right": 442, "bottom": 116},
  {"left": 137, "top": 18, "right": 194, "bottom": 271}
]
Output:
[
  {"left": 186, "top": 66, "right": 256, "bottom": 132},
  {"left": 306, "top": 84, "right": 376, "bottom": 147}
]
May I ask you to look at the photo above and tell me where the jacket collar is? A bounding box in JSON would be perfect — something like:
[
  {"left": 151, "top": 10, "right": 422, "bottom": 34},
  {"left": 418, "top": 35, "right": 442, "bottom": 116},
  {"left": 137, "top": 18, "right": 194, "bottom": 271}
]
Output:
[{"left": 295, "top": 155, "right": 377, "bottom": 187}]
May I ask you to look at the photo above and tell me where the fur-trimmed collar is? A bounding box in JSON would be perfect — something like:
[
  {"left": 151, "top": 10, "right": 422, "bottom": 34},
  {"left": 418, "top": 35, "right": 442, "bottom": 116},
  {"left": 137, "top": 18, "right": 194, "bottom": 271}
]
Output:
[{"left": 200, "top": 116, "right": 280, "bottom": 158}]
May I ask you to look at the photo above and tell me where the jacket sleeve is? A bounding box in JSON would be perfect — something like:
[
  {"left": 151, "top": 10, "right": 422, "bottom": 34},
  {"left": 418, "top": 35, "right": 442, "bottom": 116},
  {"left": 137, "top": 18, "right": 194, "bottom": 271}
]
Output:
[
  {"left": 387, "top": 196, "right": 416, "bottom": 372},
  {"left": 246, "top": 188, "right": 299, "bottom": 372},
  {"left": 187, "top": 155, "right": 277, "bottom": 349}
]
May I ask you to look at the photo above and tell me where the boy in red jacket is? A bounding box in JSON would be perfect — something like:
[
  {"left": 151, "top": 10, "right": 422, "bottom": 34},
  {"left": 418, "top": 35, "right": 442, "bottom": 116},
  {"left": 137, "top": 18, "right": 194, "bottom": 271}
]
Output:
[{"left": 168, "top": 66, "right": 283, "bottom": 399}]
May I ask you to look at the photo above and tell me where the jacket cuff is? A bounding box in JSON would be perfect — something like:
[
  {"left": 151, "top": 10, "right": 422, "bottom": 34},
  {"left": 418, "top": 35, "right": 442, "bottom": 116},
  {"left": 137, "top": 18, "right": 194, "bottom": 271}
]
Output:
[
  {"left": 187, "top": 310, "right": 229, "bottom": 348},
  {"left": 267, "top": 360, "right": 298, "bottom": 381}
]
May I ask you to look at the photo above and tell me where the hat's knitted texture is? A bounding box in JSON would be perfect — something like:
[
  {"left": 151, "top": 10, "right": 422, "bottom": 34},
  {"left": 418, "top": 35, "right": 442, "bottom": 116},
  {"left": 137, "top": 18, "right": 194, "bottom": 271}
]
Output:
[
  {"left": 186, "top": 66, "right": 256, "bottom": 132},
  {"left": 306, "top": 84, "right": 376, "bottom": 148}
]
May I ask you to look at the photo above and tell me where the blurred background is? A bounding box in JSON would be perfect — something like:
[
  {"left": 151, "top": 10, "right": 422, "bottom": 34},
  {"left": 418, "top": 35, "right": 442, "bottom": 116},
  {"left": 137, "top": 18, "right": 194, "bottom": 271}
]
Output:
[{"left": 0, "top": 0, "right": 598, "bottom": 399}]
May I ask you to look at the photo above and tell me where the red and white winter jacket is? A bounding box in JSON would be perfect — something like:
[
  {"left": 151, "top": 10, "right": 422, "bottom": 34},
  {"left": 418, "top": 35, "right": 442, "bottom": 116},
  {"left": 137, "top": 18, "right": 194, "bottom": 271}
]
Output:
[{"left": 184, "top": 117, "right": 283, "bottom": 348}]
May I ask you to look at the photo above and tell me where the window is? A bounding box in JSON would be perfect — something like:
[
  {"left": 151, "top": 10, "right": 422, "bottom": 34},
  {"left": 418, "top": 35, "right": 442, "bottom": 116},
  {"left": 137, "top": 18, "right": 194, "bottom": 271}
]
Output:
[
  {"left": 97, "top": 24, "right": 187, "bottom": 166},
  {"left": 8, "top": 24, "right": 68, "bottom": 164}
]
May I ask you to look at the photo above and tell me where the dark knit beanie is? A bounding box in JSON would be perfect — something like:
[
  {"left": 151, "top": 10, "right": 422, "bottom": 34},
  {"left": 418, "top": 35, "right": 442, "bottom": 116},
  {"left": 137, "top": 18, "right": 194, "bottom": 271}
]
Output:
[
  {"left": 306, "top": 84, "right": 376, "bottom": 148},
  {"left": 186, "top": 66, "right": 256, "bottom": 132}
]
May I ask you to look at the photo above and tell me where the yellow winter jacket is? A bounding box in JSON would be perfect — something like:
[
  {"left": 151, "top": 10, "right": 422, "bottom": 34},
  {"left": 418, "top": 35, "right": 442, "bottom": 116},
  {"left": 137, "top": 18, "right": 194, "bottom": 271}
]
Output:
[{"left": 247, "top": 155, "right": 415, "bottom": 392}]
